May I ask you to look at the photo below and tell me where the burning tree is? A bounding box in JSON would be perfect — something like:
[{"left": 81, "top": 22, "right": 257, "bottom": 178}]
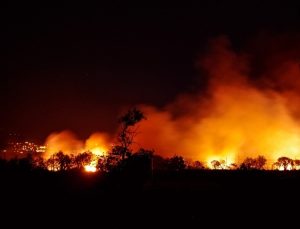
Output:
[
  {"left": 273, "top": 157, "right": 294, "bottom": 171},
  {"left": 294, "top": 159, "right": 300, "bottom": 170},
  {"left": 96, "top": 108, "right": 147, "bottom": 172},
  {"left": 240, "top": 155, "right": 267, "bottom": 170},
  {"left": 55, "top": 152, "right": 72, "bottom": 171},
  {"left": 191, "top": 161, "right": 205, "bottom": 170},
  {"left": 211, "top": 160, "right": 222, "bottom": 169},
  {"left": 255, "top": 156, "right": 267, "bottom": 169},
  {"left": 74, "top": 152, "right": 93, "bottom": 169},
  {"left": 46, "top": 151, "right": 72, "bottom": 171}
]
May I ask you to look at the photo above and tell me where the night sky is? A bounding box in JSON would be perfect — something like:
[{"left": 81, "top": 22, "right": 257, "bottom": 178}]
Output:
[{"left": 2, "top": 3, "right": 300, "bottom": 142}]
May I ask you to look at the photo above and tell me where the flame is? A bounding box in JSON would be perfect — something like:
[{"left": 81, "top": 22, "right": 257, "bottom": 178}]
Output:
[
  {"left": 85, "top": 133, "right": 109, "bottom": 156},
  {"left": 44, "top": 131, "right": 110, "bottom": 172},
  {"left": 278, "top": 163, "right": 293, "bottom": 171},
  {"left": 133, "top": 36, "right": 300, "bottom": 166},
  {"left": 83, "top": 154, "right": 99, "bottom": 173},
  {"left": 43, "top": 35, "right": 300, "bottom": 170},
  {"left": 207, "top": 155, "right": 235, "bottom": 169},
  {"left": 84, "top": 164, "right": 97, "bottom": 172},
  {"left": 83, "top": 133, "right": 109, "bottom": 172},
  {"left": 44, "top": 130, "right": 84, "bottom": 158}
]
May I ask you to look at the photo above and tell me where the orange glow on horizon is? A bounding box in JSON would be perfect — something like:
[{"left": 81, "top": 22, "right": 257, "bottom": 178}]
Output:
[
  {"left": 133, "top": 37, "right": 300, "bottom": 167},
  {"left": 44, "top": 131, "right": 110, "bottom": 172},
  {"left": 43, "top": 37, "right": 300, "bottom": 171}
]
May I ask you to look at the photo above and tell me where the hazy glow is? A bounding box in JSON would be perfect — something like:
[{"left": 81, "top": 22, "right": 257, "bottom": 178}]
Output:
[
  {"left": 134, "top": 37, "right": 300, "bottom": 166},
  {"left": 44, "top": 36, "right": 300, "bottom": 169},
  {"left": 45, "top": 131, "right": 110, "bottom": 157},
  {"left": 85, "top": 133, "right": 109, "bottom": 156},
  {"left": 207, "top": 155, "right": 235, "bottom": 169},
  {"left": 44, "top": 131, "right": 110, "bottom": 172}
]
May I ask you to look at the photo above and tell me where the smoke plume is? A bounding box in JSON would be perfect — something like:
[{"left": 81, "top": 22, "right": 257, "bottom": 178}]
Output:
[
  {"left": 134, "top": 35, "right": 300, "bottom": 166},
  {"left": 44, "top": 130, "right": 110, "bottom": 158},
  {"left": 44, "top": 35, "right": 300, "bottom": 167}
]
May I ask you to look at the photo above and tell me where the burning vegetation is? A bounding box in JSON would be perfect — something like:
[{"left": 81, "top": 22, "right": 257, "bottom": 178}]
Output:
[
  {"left": 44, "top": 131, "right": 110, "bottom": 172},
  {"left": 2, "top": 36, "right": 300, "bottom": 173},
  {"left": 134, "top": 36, "right": 300, "bottom": 167},
  {"left": 43, "top": 36, "right": 300, "bottom": 172}
]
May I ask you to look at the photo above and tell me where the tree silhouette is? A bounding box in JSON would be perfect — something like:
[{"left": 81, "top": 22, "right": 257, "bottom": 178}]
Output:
[
  {"left": 45, "top": 152, "right": 72, "bottom": 171},
  {"left": 256, "top": 155, "right": 267, "bottom": 169},
  {"left": 167, "top": 156, "right": 186, "bottom": 171},
  {"left": 99, "top": 152, "right": 120, "bottom": 172},
  {"left": 229, "top": 163, "right": 238, "bottom": 170},
  {"left": 152, "top": 155, "right": 168, "bottom": 171},
  {"left": 211, "top": 160, "right": 222, "bottom": 169},
  {"left": 32, "top": 155, "right": 46, "bottom": 170},
  {"left": 74, "top": 152, "right": 93, "bottom": 169},
  {"left": 193, "top": 161, "right": 205, "bottom": 170},
  {"left": 55, "top": 152, "right": 72, "bottom": 171},
  {"left": 101, "top": 108, "right": 146, "bottom": 173},
  {"left": 240, "top": 155, "right": 267, "bottom": 170},
  {"left": 124, "top": 148, "right": 154, "bottom": 178},
  {"left": 17, "top": 153, "right": 34, "bottom": 171},
  {"left": 117, "top": 108, "right": 146, "bottom": 160},
  {"left": 240, "top": 157, "right": 255, "bottom": 170},
  {"left": 46, "top": 155, "right": 59, "bottom": 171},
  {"left": 293, "top": 159, "right": 300, "bottom": 169},
  {"left": 274, "top": 157, "right": 293, "bottom": 171}
]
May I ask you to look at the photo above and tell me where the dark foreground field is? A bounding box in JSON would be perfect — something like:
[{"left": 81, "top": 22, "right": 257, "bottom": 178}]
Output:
[{"left": 1, "top": 170, "right": 299, "bottom": 227}]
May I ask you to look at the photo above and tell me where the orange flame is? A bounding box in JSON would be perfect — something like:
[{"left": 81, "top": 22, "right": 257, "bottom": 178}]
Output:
[
  {"left": 44, "top": 36, "right": 300, "bottom": 170},
  {"left": 133, "top": 36, "right": 300, "bottom": 167},
  {"left": 84, "top": 164, "right": 97, "bottom": 173},
  {"left": 44, "top": 131, "right": 110, "bottom": 172}
]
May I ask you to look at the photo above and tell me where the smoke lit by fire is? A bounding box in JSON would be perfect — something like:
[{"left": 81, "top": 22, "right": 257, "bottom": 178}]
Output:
[
  {"left": 45, "top": 131, "right": 110, "bottom": 172},
  {"left": 134, "top": 36, "right": 300, "bottom": 168},
  {"left": 43, "top": 35, "right": 300, "bottom": 170}
]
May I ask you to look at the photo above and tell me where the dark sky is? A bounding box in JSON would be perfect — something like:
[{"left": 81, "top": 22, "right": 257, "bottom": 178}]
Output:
[{"left": 2, "top": 3, "right": 300, "bottom": 142}]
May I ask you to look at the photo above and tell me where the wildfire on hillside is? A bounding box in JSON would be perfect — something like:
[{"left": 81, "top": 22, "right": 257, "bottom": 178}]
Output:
[{"left": 41, "top": 36, "right": 300, "bottom": 172}]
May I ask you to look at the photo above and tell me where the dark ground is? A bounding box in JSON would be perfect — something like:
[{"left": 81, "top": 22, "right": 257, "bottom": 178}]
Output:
[{"left": 0, "top": 170, "right": 299, "bottom": 227}]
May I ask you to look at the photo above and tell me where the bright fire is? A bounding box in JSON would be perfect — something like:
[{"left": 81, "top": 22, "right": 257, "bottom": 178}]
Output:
[
  {"left": 133, "top": 36, "right": 300, "bottom": 167},
  {"left": 84, "top": 164, "right": 97, "bottom": 173},
  {"left": 44, "top": 36, "right": 300, "bottom": 170},
  {"left": 277, "top": 163, "right": 293, "bottom": 171},
  {"left": 44, "top": 131, "right": 109, "bottom": 172},
  {"left": 83, "top": 147, "right": 107, "bottom": 173},
  {"left": 83, "top": 155, "right": 100, "bottom": 173},
  {"left": 207, "top": 155, "right": 236, "bottom": 169},
  {"left": 83, "top": 133, "right": 108, "bottom": 172}
]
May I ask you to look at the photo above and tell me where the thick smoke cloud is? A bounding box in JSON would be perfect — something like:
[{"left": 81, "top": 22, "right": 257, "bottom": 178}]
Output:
[
  {"left": 45, "top": 35, "right": 300, "bottom": 167},
  {"left": 134, "top": 36, "right": 300, "bottom": 166},
  {"left": 45, "top": 130, "right": 110, "bottom": 158}
]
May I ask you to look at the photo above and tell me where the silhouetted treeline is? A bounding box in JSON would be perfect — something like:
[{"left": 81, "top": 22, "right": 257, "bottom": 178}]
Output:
[
  {"left": 3, "top": 148, "right": 300, "bottom": 173},
  {"left": 1, "top": 108, "right": 300, "bottom": 173}
]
